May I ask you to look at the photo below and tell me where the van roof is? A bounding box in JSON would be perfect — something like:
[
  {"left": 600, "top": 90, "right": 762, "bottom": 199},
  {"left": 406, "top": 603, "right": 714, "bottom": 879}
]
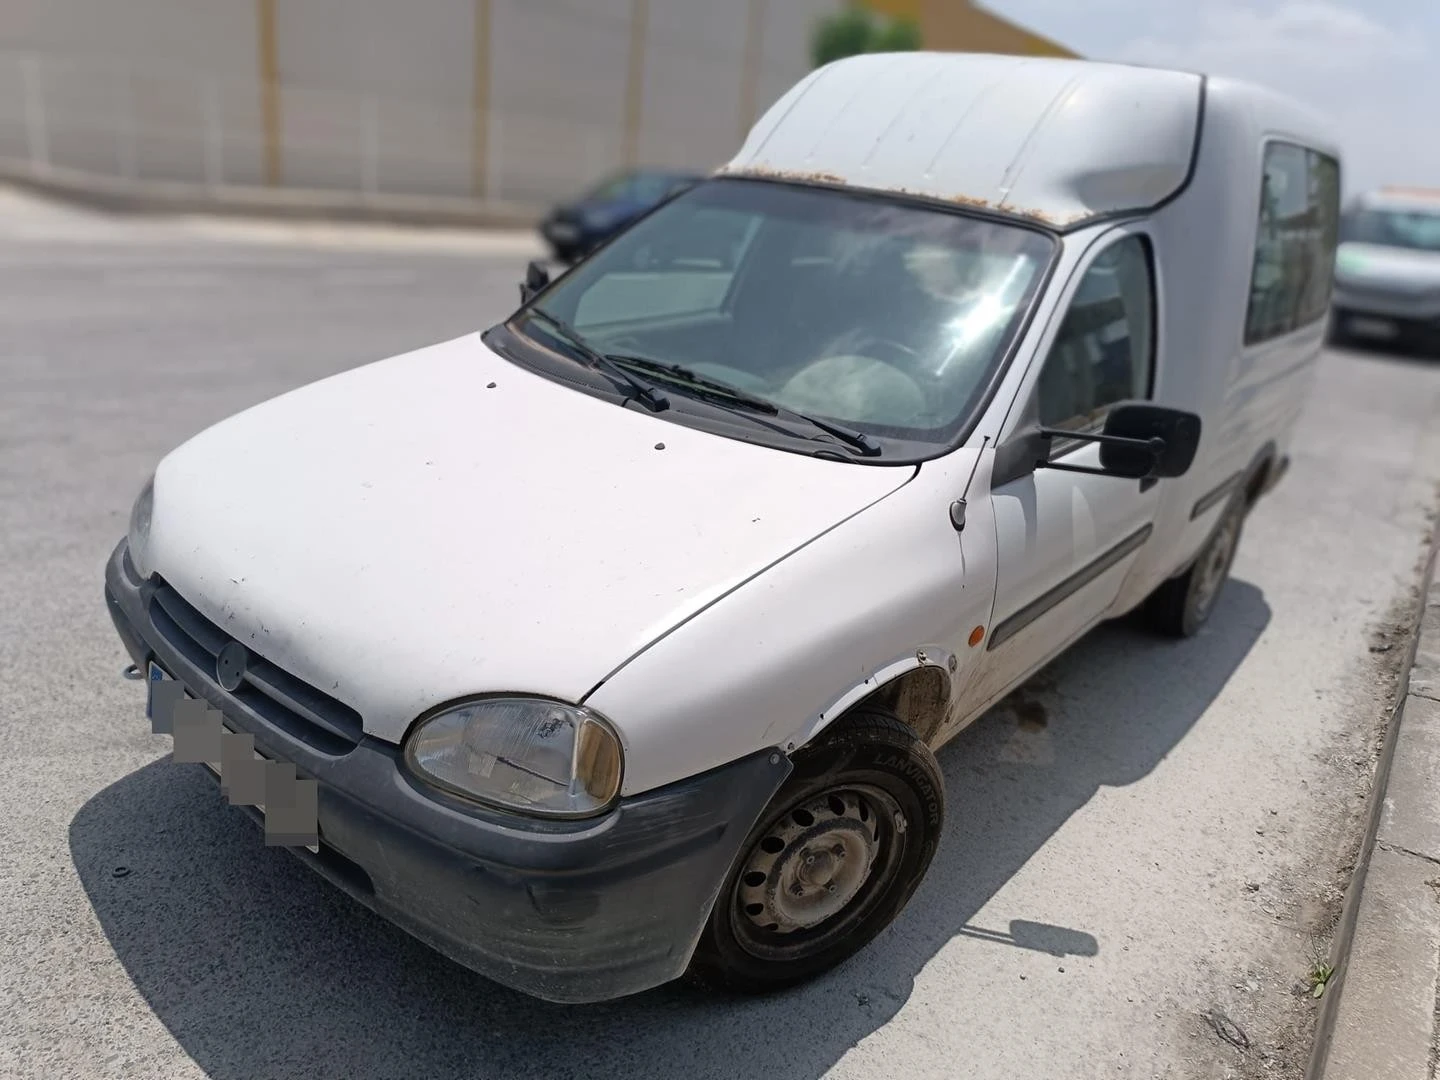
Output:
[{"left": 720, "top": 52, "right": 1328, "bottom": 231}]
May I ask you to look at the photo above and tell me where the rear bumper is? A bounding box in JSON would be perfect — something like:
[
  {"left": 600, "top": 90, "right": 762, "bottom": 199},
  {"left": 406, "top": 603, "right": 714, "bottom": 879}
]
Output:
[{"left": 103, "top": 539, "right": 791, "bottom": 1003}]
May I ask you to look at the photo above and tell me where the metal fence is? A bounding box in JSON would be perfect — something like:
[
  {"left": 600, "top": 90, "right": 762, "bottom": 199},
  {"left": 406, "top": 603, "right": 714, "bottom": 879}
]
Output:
[{"left": 0, "top": 36, "right": 813, "bottom": 209}]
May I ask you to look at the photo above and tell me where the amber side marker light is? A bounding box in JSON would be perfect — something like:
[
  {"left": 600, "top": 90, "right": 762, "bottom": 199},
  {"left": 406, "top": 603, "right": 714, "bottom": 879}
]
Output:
[{"left": 968, "top": 626, "right": 985, "bottom": 647}]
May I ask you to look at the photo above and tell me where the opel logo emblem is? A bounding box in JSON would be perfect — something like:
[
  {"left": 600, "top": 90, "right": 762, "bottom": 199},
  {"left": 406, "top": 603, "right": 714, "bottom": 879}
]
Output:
[{"left": 216, "top": 641, "right": 249, "bottom": 692}]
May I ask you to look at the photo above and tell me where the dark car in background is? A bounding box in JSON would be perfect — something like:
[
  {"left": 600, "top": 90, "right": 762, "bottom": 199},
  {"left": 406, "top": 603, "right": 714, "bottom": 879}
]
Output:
[{"left": 540, "top": 169, "right": 702, "bottom": 263}]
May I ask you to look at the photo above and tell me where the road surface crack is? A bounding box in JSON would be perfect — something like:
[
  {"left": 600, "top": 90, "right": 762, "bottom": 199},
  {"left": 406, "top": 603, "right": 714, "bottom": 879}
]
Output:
[{"left": 1378, "top": 840, "right": 1440, "bottom": 868}]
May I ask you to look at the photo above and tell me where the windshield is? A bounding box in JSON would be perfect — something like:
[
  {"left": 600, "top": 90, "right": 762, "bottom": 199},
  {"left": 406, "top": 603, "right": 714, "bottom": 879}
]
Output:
[
  {"left": 522, "top": 178, "right": 1054, "bottom": 448},
  {"left": 1341, "top": 207, "right": 1440, "bottom": 253}
]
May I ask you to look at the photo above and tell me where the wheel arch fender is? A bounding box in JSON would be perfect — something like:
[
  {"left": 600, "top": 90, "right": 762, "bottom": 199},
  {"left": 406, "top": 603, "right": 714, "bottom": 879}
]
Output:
[
  {"left": 783, "top": 648, "right": 957, "bottom": 754},
  {"left": 1242, "top": 440, "right": 1280, "bottom": 507}
]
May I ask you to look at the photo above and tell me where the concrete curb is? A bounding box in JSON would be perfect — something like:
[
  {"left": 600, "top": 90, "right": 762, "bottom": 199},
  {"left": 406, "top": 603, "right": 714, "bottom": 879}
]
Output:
[
  {"left": 0, "top": 157, "right": 544, "bottom": 232},
  {"left": 1308, "top": 511, "right": 1440, "bottom": 1080}
]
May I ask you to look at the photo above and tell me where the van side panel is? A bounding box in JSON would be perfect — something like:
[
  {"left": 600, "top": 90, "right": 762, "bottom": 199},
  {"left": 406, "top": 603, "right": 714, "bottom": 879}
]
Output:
[{"left": 1110, "top": 82, "right": 1333, "bottom": 615}]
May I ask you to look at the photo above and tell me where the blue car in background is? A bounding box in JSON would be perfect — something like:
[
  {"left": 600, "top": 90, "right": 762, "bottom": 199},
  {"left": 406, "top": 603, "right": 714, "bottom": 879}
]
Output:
[{"left": 540, "top": 168, "right": 702, "bottom": 263}]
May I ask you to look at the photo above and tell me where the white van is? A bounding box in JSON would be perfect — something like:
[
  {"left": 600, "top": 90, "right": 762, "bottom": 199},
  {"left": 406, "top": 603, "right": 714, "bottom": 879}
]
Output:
[{"left": 104, "top": 52, "right": 1341, "bottom": 1004}]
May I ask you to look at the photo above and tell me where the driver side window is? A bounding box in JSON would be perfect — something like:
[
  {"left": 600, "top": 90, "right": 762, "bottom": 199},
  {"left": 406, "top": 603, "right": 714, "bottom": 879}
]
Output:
[{"left": 1036, "top": 235, "right": 1155, "bottom": 434}]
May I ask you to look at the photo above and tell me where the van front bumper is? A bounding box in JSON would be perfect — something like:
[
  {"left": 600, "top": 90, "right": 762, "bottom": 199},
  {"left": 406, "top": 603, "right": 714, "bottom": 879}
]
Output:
[{"left": 103, "top": 539, "right": 792, "bottom": 1004}]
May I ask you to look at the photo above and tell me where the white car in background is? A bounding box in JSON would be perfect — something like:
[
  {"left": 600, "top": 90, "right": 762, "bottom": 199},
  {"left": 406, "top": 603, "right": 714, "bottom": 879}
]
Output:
[{"left": 1330, "top": 187, "right": 1440, "bottom": 354}]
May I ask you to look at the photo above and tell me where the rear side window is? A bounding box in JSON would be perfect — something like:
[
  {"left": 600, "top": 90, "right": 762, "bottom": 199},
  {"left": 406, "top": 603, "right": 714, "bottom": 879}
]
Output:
[{"left": 1244, "top": 142, "right": 1342, "bottom": 345}]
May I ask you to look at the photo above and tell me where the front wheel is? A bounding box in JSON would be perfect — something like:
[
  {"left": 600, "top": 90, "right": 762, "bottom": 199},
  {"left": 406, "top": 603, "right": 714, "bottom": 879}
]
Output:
[
  {"left": 1325, "top": 312, "right": 1350, "bottom": 349},
  {"left": 688, "top": 707, "right": 944, "bottom": 995}
]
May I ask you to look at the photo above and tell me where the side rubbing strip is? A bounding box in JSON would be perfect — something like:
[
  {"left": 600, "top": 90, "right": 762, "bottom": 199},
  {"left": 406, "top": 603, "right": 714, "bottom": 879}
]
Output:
[
  {"left": 1191, "top": 472, "right": 1243, "bottom": 521},
  {"left": 987, "top": 524, "right": 1155, "bottom": 651}
]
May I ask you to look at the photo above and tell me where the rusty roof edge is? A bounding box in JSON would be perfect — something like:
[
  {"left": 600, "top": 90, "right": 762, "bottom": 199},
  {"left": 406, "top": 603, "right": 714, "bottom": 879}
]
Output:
[{"left": 707, "top": 164, "right": 1094, "bottom": 228}]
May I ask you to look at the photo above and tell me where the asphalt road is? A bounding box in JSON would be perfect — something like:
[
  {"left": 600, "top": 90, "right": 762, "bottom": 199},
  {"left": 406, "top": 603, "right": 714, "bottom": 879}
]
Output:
[{"left": 3, "top": 187, "right": 1440, "bottom": 1080}]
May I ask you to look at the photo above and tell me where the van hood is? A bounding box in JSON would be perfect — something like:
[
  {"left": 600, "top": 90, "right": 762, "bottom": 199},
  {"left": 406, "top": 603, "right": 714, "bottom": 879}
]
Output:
[{"left": 145, "top": 332, "right": 913, "bottom": 744}]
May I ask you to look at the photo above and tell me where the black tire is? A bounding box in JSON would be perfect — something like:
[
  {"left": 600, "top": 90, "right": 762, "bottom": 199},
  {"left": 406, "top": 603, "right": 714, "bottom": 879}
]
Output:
[
  {"left": 1143, "top": 490, "right": 1246, "bottom": 638},
  {"left": 688, "top": 707, "right": 944, "bottom": 995},
  {"left": 1325, "top": 312, "right": 1350, "bottom": 349}
]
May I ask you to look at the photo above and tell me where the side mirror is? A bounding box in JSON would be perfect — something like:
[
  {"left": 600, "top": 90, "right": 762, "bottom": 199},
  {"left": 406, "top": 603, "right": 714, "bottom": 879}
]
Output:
[
  {"left": 519, "top": 260, "right": 551, "bottom": 305},
  {"left": 1098, "top": 403, "right": 1201, "bottom": 479},
  {"left": 990, "top": 401, "right": 1202, "bottom": 487}
]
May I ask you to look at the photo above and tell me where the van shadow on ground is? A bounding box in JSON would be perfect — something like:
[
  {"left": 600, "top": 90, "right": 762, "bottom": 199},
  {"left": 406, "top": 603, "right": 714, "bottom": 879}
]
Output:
[{"left": 71, "top": 580, "right": 1270, "bottom": 1080}]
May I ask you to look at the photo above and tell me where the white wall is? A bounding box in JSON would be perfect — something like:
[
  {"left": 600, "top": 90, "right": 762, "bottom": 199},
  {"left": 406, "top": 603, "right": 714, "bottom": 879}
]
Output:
[
  {"left": 0, "top": 0, "right": 265, "bottom": 184},
  {"left": 488, "top": 0, "right": 635, "bottom": 200},
  {"left": 0, "top": 0, "right": 840, "bottom": 203},
  {"left": 274, "top": 0, "right": 477, "bottom": 195}
]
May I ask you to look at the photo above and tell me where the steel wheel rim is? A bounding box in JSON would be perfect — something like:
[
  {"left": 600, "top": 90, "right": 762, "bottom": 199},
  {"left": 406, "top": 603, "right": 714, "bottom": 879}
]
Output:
[
  {"left": 1193, "top": 511, "right": 1240, "bottom": 618},
  {"left": 729, "top": 783, "right": 906, "bottom": 961}
]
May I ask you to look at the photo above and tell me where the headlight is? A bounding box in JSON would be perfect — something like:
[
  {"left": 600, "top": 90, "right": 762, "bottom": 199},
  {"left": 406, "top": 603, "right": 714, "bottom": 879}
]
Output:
[
  {"left": 404, "top": 698, "right": 624, "bottom": 818},
  {"left": 127, "top": 474, "right": 155, "bottom": 579}
]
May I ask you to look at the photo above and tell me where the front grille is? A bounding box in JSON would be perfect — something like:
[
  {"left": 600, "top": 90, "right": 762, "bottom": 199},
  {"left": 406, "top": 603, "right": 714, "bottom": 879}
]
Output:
[{"left": 148, "top": 579, "right": 364, "bottom": 755}]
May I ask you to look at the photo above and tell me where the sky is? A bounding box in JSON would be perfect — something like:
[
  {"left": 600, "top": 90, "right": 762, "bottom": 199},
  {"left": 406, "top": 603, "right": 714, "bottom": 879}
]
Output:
[{"left": 989, "top": 0, "right": 1440, "bottom": 196}]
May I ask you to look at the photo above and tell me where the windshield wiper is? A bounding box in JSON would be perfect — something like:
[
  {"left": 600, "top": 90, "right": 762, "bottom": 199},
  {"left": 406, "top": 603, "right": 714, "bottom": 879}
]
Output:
[
  {"left": 517, "top": 317, "right": 880, "bottom": 457},
  {"left": 606, "top": 355, "right": 778, "bottom": 411},
  {"left": 783, "top": 409, "right": 884, "bottom": 457},
  {"left": 523, "top": 308, "right": 670, "bottom": 412},
  {"left": 609, "top": 355, "right": 883, "bottom": 457}
]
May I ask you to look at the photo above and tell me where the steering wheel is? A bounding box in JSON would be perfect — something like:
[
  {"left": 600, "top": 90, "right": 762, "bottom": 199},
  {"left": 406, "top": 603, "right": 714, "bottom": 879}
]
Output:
[
  {"left": 851, "top": 336, "right": 921, "bottom": 365},
  {"left": 839, "top": 335, "right": 953, "bottom": 427},
  {"left": 852, "top": 335, "right": 943, "bottom": 389}
]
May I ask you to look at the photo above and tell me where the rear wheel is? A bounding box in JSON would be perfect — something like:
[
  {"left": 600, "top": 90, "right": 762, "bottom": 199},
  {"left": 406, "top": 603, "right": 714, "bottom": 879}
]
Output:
[
  {"left": 1143, "top": 490, "right": 1246, "bottom": 638},
  {"left": 1326, "top": 310, "right": 1352, "bottom": 348},
  {"left": 689, "top": 708, "right": 943, "bottom": 995}
]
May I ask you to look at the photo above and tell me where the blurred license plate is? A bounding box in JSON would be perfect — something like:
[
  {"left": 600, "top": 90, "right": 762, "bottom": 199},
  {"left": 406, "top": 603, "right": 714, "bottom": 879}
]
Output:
[
  {"left": 146, "top": 660, "right": 188, "bottom": 719},
  {"left": 548, "top": 223, "right": 579, "bottom": 241},
  {"left": 1349, "top": 316, "right": 1398, "bottom": 339},
  {"left": 146, "top": 663, "right": 316, "bottom": 852}
]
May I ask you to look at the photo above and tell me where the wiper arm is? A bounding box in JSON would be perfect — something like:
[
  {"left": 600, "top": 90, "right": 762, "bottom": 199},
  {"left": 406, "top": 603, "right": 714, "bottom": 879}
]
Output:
[
  {"left": 611, "top": 355, "right": 881, "bottom": 457},
  {"left": 780, "top": 409, "right": 883, "bottom": 457},
  {"left": 607, "top": 355, "right": 779, "bottom": 413},
  {"left": 523, "top": 308, "right": 670, "bottom": 412}
]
